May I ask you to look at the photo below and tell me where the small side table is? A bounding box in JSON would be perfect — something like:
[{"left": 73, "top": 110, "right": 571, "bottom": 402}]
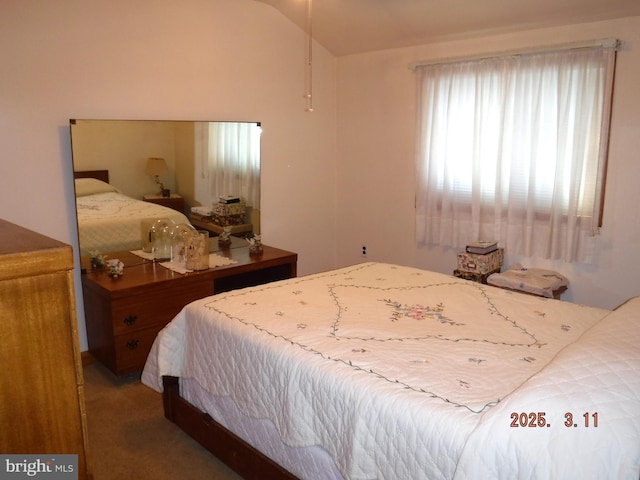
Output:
[{"left": 143, "top": 194, "right": 185, "bottom": 214}]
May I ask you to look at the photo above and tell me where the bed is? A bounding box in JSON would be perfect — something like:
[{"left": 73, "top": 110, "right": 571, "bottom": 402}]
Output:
[
  {"left": 73, "top": 170, "right": 190, "bottom": 255},
  {"left": 141, "top": 262, "right": 640, "bottom": 480}
]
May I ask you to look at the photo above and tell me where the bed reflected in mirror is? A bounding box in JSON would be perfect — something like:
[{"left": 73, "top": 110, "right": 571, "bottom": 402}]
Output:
[{"left": 70, "top": 119, "right": 261, "bottom": 260}]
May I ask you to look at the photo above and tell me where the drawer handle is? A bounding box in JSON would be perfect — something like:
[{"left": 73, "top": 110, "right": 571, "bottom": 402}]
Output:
[
  {"left": 123, "top": 315, "right": 138, "bottom": 326},
  {"left": 125, "top": 339, "right": 140, "bottom": 350}
]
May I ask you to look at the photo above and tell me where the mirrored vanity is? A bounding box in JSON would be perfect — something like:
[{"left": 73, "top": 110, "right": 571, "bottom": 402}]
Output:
[
  {"left": 71, "top": 120, "right": 297, "bottom": 375},
  {"left": 71, "top": 119, "right": 262, "bottom": 257}
]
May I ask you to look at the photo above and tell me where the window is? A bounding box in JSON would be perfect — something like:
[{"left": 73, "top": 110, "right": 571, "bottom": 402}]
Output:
[
  {"left": 414, "top": 41, "right": 617, "bottom": 263},
  {"left": 195, "top": 122, "right": 261, "bottom": 209}
]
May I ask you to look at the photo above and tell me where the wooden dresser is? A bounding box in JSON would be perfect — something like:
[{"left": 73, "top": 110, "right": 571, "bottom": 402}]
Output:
[
  {"left": 82, "top": 245, "right": 297, "bottom": 375},
  {"left": 0, "top": 219, "right": 92, "bottom": 479}
]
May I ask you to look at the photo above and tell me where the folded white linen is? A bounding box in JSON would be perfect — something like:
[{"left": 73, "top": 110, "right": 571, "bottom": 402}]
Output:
[{"left": 191, "top": 206, "right": 214, "bottom": 216}]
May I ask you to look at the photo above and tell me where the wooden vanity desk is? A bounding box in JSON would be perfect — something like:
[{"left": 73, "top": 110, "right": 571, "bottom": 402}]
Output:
[{"left": 82, "top": 245, "right": 297, "bottom": 375}]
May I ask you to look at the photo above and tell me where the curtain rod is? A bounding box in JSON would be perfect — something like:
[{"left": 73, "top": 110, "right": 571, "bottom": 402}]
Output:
[{"left": 408, "top": 38, "right": 621, "bottom": 71}]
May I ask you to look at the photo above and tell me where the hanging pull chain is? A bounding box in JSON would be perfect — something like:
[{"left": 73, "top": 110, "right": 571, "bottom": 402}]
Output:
[{"left": 304, "top": 0, "right": 314, "bottom": 112}]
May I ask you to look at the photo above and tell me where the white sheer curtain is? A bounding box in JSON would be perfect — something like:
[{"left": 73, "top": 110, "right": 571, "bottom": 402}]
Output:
[
  {"left": 196, "top": 122, "right": 261, "bottom": 208},
  {"left": 414, "top": 44, "right": 616, "bottom": 263}
]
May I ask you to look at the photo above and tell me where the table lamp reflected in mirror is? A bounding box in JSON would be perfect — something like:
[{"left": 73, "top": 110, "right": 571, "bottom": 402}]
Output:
[{"left": 145, "top": 157, "right": 169, "bottom": 197}]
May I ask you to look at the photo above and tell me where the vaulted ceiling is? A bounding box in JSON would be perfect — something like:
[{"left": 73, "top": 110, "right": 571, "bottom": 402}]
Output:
[{"left": 254, "top": 0, "right": 640, "bottom": 56}]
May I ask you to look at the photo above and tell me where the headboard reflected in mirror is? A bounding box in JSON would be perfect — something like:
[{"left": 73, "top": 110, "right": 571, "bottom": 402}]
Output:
[{"left": 70, "top": 119, "right": 261, "bottom": 258}]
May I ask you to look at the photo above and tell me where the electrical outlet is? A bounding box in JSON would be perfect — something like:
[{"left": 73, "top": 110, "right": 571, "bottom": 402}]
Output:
[{"left": 361, "top": 245, "right": 367, "bottom": 257}]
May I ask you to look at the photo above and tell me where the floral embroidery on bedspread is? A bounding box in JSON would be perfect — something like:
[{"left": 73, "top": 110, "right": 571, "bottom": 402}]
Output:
[
  {"left": 198, "top": 263, "right": 607, "bottom": 413},
  {"left": 383, "top": 300, "right": 464, "bottom": 325},
  {"left": 77, "top": 192, "right": 143, "bottom": 217}
]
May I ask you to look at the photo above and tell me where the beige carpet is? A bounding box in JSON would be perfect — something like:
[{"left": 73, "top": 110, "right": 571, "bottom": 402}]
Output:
[{"left": 83, "top": 362, "right": 243, "bottom": 480}]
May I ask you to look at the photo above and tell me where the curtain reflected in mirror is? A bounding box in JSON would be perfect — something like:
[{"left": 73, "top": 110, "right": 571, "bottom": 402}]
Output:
[
  {"left": 195, "top": 122, "right": 261, "bottom": 209},
  {"left": 70, "top": 119, "right": 261, "bottom": 257}
]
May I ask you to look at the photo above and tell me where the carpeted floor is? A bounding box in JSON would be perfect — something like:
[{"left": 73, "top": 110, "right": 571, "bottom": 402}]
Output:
[{"left": 83, "top": 362, "right": 243, "bottom": 480}]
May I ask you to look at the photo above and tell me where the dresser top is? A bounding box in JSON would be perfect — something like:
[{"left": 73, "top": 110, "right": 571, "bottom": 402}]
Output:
[{"left": 0, "top": 219, "right": 73, "bottom": 280}]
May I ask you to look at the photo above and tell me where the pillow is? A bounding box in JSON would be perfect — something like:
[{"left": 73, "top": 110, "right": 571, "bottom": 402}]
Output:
[{"left": 74, "top": 178, "right": 119, "bottom": 197}]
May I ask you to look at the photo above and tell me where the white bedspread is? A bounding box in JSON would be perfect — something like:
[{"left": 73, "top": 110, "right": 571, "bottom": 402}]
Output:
[
  {"left": 76, "top": 191, "right": 190, "bottom": 255},
  {"left": 454, "top": 296, "right": 640, "bottom": 480},
  {"left": 142, "top": 263, "right": 640, "bottom": 480}
]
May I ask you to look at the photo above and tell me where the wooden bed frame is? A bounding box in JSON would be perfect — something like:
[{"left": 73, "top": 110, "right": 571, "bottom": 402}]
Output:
[
  {"left": 73, "top": 169, "right": 110, "bottom": 183},
  {"left": 162, "top": 376, "right": 299, "bottom": 480}
]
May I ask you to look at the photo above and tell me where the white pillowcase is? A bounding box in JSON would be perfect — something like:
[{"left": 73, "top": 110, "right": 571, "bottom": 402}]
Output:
[{"left": 74, "top": 178, "right": 119, "bottom": 197}]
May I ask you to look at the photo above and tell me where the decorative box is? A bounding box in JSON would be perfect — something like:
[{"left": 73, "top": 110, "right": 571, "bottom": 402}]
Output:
[
  {"left": 212, "top": 214, "right": 244, "bottom": 226},
  {"left": 457, "top": 248, "right": 504, "bottom": 274},
  {"left": 453, "top": 268, "right": 500, "bottom": 284},
  {"left": 211, "top": 201, "right": 247, "bottom": 226},
  {"left": 212, "top": 201, "right": 246, "bottom": 217}
]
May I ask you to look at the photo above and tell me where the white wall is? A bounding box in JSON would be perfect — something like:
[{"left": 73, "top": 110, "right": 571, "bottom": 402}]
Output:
[
  {"left": 336, "top": 16, "right": 640, "bottom": 310},
  {"left": 2, "top": 1, "right": 638, "bottom": 354},
  {"left": 0, "top": 0, "right": 338, "bottom": 349}
]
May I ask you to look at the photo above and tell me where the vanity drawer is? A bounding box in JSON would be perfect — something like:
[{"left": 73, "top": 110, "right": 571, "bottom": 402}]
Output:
[
  {"left": 113, "top": 328, "right": 164, "bottom": 375},
  {"left": 110, "top": 280, "right": 213, "bottom": 335}
]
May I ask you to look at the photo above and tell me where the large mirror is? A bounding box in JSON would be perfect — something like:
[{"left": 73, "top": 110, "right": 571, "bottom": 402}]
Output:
[{"left": 70, "top": 119, "right": 261, "bottom": 258}]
